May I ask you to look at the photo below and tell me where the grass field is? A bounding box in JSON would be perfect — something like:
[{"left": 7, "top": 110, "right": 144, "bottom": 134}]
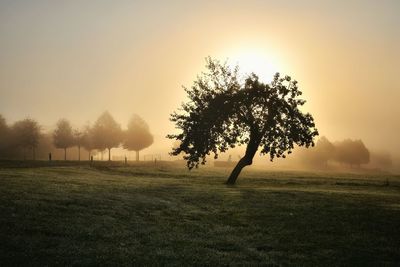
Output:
[{"left": 0, "top": 161, "right": 399, "bottom": 266}]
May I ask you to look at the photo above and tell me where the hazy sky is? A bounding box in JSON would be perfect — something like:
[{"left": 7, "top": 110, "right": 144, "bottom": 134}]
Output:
[{"left": 0, "top": 0, "right": 399, "bottom": 154}]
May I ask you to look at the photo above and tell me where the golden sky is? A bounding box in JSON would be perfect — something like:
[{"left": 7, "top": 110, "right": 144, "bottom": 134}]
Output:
[{"left": 0, "top": 1, "right": 399, "bottom": 155}]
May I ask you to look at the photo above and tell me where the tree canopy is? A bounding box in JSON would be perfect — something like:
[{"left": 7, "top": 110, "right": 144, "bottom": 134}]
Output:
[
  {"left": 12, "top": 118, "right": 41, "bottom": 160},
  {"left": 91, "top": 111, "right": 122, "bottom": 161},
  {"left": 123, "top": 114, "right": 153, "bottom": 161},
  {"left": 300, "top": 136, "right": 335, "bottom": 168},
  {"left": 53, "top": 119, "right": 74, "bottom": 160},
  {"left": 168, "top": 58, "right": 318, "bottom": 184},
  {"left": 334, "top": 139, "right": 370, "bottom": 167}
]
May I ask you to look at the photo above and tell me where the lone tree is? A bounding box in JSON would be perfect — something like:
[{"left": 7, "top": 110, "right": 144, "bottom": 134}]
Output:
[
  {"left": 91, "top": 111, "right": 122, "bottom": 161},
  {"left": 168, "top": 58, "right": 318, "bottom": 184},
  {"left": 12, "top": 118, "right": 41, "bottom": 160},
  {"left": 53, "top": 119, "right": 74, "bottom": 160},
  {"left": 122, "top": 114, "right": 154, "bottom": 161}
]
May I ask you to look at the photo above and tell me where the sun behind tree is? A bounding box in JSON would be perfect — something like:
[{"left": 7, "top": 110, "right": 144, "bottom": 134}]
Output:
[{"left": 168, "top": 57, "right": 318, "bottom": 184}]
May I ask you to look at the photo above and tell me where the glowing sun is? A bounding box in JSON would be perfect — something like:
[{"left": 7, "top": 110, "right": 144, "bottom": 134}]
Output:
[{"left": 228, "top": 48, "right": 281, "bottom": 83}]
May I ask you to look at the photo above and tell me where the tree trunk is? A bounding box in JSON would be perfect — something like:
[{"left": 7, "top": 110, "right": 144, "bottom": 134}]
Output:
[
  {"left": 32, "top": 147, "right": 36, "bottom": 161},
  {"left": 226, "top": 156, "right": 251, "bottom": 185},
  {"left": 136, "top": 151, "right": 139, "bottom": 161},
  {"left": 225, "top": 134, "right": 260, "bottom": 185},
  {"left": 64, "top": 148, "right": 67, "bottom": 161},
  {"left": 108, "top": 148, "right": 111, "bottom": 161},
  {"left": 78, "top": 145, "right": 80, "bottom": 161}
]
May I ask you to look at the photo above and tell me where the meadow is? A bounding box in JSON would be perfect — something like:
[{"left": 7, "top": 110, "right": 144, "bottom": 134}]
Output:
[{"left": 0, "top": 161, "right": 399, "bottom": 266}]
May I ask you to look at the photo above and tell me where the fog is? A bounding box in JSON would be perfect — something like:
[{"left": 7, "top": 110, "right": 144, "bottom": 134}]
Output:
[{"left": 0, "top": 1, "right": 399, "bottom": 169}]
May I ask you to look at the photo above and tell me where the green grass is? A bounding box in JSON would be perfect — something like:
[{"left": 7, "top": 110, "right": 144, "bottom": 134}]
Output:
[{"left": 0, "top": 162, "right": 399, "bottom": 266}]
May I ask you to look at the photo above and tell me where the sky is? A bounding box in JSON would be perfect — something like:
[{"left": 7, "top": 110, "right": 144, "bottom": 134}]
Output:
[{"left": 0, "top": 0, "right": 399, "bottom": 156}]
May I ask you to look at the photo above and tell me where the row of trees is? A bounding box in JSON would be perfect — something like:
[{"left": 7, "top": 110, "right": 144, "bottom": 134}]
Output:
[
  {"left": 0, "top": 112, "right": 153, "bottom": 161},
  {"left": 300, "top": 136, "right": 392, "bottom": 169}
]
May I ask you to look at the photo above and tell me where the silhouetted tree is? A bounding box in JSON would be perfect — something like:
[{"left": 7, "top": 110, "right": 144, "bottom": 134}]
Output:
[
  {"left": 12, "top": 118, "right": 41, "bottom": 160},
  {"left": 168, "top": 58, "right": 318, "bottom": 184},
  {"left": 123, "top": 114, "right": 154, "bottom": 161},
  {"left": 91, "top": 111, "right": 122, "bottom": 161},
  {"left": 334, "top": 139, "right": 370, "bottom": 167},
  {"left": 53, "top": 119, "right": 74, "bottom": 160}
]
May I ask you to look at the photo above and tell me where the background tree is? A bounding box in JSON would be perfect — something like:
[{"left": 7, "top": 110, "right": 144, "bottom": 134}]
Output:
[
  {"left": 300, "top": 136, "right": 335, "bottom": 168},
  {"left": 168, "top": 58, "right": 318, "bottom": 184},
  {"left": 0, "top": 114, "right": 10, "bottom": 158},
  {"left": 73, "top": 129, "right": 84, "bottom": 161},
  {"left": 12, "top": 118, "right": 41, "bottom": 160},
  {"left": 91, "top": 111, "right": 122, "bottom": 161},
  {"left": 53, "top": 119, "right": 74, "bottom": 160},
  {"left": 123, "top": 114, "right": 154, "bottom": 161},
  {"left": 370, "top": 151, "right": 392, "bottom": 169},
  {"left": 81, "top": 124, "right": 95, "bottom": 160},
  {"left": 334, "top": 139, "right": 370, "bottom": 168}
]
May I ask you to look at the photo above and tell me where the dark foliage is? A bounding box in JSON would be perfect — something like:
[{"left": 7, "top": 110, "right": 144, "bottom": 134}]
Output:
[{"left": 168, "top": 57, "right": 318, "bottom": 183}]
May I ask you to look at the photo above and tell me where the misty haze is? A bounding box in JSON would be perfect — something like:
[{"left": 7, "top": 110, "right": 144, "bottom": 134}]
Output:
[{"left": 0, "top": 1, "right": 399, "bottom": 266}]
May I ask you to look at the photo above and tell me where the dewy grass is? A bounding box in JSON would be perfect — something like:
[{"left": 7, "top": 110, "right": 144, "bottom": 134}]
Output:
[{"left": 0, "top": 164, "right": 399, "bottom": 266}]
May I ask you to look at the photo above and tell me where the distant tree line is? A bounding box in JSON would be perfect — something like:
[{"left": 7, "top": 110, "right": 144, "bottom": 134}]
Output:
[
  {"left": 0, "top": 112, "right": 153, "bottom": 161},
  {"left": 300, "top": 136, "right": 392, "bottom": 170}
]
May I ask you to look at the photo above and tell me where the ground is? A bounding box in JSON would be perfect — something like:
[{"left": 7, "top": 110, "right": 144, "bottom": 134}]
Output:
[{"left": 0, "top": 161, "right": 399, "bottom": 266}]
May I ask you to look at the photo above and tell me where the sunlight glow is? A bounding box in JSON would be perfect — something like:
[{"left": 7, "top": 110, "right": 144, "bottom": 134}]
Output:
[{"left": 229, "top": 48, "right": 281, "bottom": 83}]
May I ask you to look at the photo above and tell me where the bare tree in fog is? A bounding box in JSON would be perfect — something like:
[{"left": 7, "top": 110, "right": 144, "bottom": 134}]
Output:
[
  {"left": 73, "top": 129, "right": 84, "bottom": 161},
  {"left": 53, "top": 119, "right": 74, "bottom": 160},
  {"left": 81, "top": 124, "right": 95, "bottom": 160},
  {"left": 12, "top": 118, "right": 41, "bottom": 160},
  {"left": 123, "top": 114, "right": 154, "bottom": 161},
  {"left": 168, "top": 58, "right": 318, "bottom": 184},
  {"left": 334, "top": 139, "right": 370, "bottom": 168},
  {"left": 91, "top": 111, "right": 122, "bottom": 161}
]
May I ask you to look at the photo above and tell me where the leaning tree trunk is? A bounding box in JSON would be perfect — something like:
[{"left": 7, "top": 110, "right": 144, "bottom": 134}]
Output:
[
  {"left": 226, "top": 157, "right": 251, "bottom": 185},
  {"left": 136, "top": 151, "right": 139, "bottom": 162},
  {"left": 64, "top": 148, "right": 67, "bottom": 161},
  {"left": 226, "top": 133, "right": 261, "bottom": 185}
]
